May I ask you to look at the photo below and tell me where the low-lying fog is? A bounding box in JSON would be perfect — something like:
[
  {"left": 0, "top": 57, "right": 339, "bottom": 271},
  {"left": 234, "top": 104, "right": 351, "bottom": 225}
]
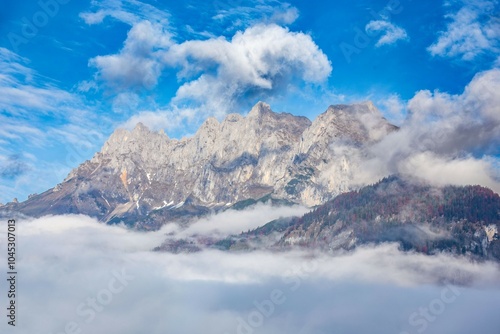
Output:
[{"left": 1, "top": 205, "right": 499, "bottom": 334}]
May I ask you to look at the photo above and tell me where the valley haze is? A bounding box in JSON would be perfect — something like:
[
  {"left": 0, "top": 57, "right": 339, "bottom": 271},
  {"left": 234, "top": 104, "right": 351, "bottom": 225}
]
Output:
[{"left": 1, "top": 0, "right": 500, "bottom": 334}]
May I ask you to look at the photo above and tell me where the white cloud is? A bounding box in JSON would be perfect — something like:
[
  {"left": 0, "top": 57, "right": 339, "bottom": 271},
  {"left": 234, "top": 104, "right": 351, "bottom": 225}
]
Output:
[
  {"left": 171, "top": 203, "right": 308, "bottom": 238},
  {"left": 399, "top": 152, "right": 500, "bottom": 192},
  {"left": 164, "top": 24, "right": 331, "bottom": 117},
  {"left": 1, "top": 214, "right": 499, "bottom": 334},
  {"left": 321, "top": 68, "right": 500, "bottom": 193},
  {"left": 0, "top": 48, "right": 33, "bottom": 80},
  {"left": 0, "top": 48, "right": 111, "bottom": 203},
  {"left": 169, "top": 24, "right": 331, "bottom": 85},
  {"left": 365, "top": 20, "right": 408, "bottom": 47},
  {"left": 0, "top": 49, "right": 81, "bottom": 119},
  {"left": 376, "top": 93, "right": 407, "bottom": 125},
  {"left": 0, "top": 47, "right": 107, "bottom": 142},
  {"left": 270, "top": 3, "right": 299, "bottom": 24},
  {"left": 84, "top": 1, "right": 329, "bottom": 128},
  {"left": 90, "top": 20, "right": 172, "bottom": 90},
  {"left": 406, "top": 68, "right": 500, "bottom": 152},
  {"left": 76, "top": 79, "right": 98, "bottom": 93},
  {"left": 495, "top": 55, "right": 500, "bottom": 66},
  {"left": 428, "top": 0, "right": 499, "bottom": 60},
  {"left": 0, "top": 117, "right": 44, "bottom": 143},
  {"left": 113, "top": 23, "right": 331, "bottom": 130},
  {"left": 380, "top": 69, "right": 500, "bottom": 191}
]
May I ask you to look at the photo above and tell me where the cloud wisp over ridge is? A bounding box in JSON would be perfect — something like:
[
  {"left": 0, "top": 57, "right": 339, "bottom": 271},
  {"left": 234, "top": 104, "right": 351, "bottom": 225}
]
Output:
[{"left": 320, "top": 67, "right": 500, "bottom": 193}]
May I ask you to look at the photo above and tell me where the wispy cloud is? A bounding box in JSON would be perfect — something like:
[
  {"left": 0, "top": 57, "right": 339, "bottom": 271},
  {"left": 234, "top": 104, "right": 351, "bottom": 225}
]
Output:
[
  {"left": 365, "top": 19, "right": 409, "bottom": 47},
  {"left": 0, "top": 48, "right": 106, "bottom": 141},
  {"left": 80, "top": 0, "right": 170, "bottom": 26},
  {"left": 428, "top": 0, "right": 499, "bottom": 60},
  {"left": 213, "top": 1, "right": 299, "bottom": 29},
  {"left": 0, "top": 49, "right": 78, "bottom": 118},
  {"left": 0, "top": 47, "right": 111, "bottom": 203},
  {"left": 164, "top": 203, "right": 309, "bottom": 238},
  {"left": 376, "top": 93, "right": 407, "bottom": 125},
  {"left": 0, "top": 154, "right": 30, "bottom": 180}
]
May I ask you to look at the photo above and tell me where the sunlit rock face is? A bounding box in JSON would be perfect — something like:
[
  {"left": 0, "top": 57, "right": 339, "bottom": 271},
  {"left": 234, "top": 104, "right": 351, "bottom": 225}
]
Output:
[{"left": 9, "top": 101, "right": 397, "bottom": 228}]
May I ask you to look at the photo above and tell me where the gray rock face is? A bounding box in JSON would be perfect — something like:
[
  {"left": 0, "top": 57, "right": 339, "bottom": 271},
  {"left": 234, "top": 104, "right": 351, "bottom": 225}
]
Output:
[{"left": 9, "top": 101, "right": 397, "bottom": 228}]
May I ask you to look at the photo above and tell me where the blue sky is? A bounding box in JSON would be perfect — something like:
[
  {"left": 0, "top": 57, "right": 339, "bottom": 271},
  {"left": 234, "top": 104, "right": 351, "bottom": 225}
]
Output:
[{"left": 0, "top": 0, "right": 499, "bottom": 203}]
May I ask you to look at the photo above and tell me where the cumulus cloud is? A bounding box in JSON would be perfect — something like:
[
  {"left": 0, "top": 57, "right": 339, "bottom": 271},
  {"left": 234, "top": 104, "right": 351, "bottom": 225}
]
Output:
[
  {"left": 108, "top": 23, "right": 331, "bottom": 130},
  {"left": 79, "top": 0, "right": 330, "bottom": 137},
  {"left": 164, "top": 24, "right": 331, "bottom": 116},
  {"left": 405, "top": 68, "right": 500, "bottom": 155},
  {"left": 87, "top": 6, "right": 331, "bottom": 128},
  {"left": 376, "top": 68, "right": 500, "bottom": 192},
  {"left": 321, "top": 68, "right": 500, "bottom": 193},
  {"left": 365, "top": 20, "right": 409, "bottom": 47},
  {"left": 399, "top": 152, "right": 500, "bottom": 190},
  {"left": 90, "top": 20, "right": 172, "bottom": 90},
  {"left": 428, "top": 0, "right": 500, "bottom": 60},
  {"left": 166, "top": 24, "right": 330, "bottom": 86},
  {"left": 0, "top": 214, "right": 499, "bottom": 334}
]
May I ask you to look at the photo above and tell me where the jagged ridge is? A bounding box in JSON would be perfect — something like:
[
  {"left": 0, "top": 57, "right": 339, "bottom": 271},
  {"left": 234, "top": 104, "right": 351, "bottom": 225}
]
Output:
[{"left": 6, "top": 101, "right": 397, "bottom": 228}]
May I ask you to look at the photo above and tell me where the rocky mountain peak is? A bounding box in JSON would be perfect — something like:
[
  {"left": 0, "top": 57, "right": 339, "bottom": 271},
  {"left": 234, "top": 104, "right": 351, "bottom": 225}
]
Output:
[
  {"left": 248, "top": 101, "right": 272, "bottom": 118},
  {"left": 132, "top": 122, "right": 150, "bottom": 134},
  {"left": 362, "top": 100, "right": 377, "bottom": 112},
  {"left": 310, "top": 101, "right": 397, "bottom": 144},
  {"left": 8, "top": 101, "right": 399, "bottom": 228},
  {"left": 100, "top": 121, "right": 169, "bottom": 157},
  {"left": 200, "top": 117, "right": 220, "bottom": 130},
  {"left": 195, "top": 117, "right": 220, "bottom": 138}
]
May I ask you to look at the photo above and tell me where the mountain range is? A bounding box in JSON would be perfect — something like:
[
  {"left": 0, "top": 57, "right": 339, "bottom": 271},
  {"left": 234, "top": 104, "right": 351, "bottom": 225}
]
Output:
[
  {"left": 2, "top": 101, "right": 499, "bottom": 261},
  {"left": 2, "top": 101, "right": 396, "bottom": 228}
]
